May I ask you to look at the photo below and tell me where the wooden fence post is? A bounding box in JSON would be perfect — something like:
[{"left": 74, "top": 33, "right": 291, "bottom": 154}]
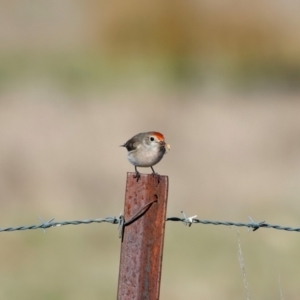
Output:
[{"left": 117, "top": 172, "right": 169, "bottom": 300}]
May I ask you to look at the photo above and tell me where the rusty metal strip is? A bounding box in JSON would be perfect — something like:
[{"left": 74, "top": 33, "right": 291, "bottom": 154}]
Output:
[{"left": 117, "top": 173, "right": 169, "bottom": 300}]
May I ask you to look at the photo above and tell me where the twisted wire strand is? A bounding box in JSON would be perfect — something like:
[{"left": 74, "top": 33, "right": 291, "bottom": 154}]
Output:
[
  {"left": 0, "top": 217, "right": 119, "bottom": 233},
  {"left": 0, "top": 215, "right": 300, "bottom": 233},
  {"left": 166, "top": 217, "right": 300, "bottom": 232}
]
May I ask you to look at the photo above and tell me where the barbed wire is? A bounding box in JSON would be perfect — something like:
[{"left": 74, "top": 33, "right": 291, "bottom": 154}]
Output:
[
  {"left": 0, "top": 217, "right": 119, "bottom": 233},
  {"left": 167, "top": 212, "right": 300, "bottom": 232},
  {"left": 0, "top": 212, "right": 300, "bottom": 234}
]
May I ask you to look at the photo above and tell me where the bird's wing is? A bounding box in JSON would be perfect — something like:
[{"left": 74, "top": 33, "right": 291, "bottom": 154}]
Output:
[{"left": 121, "top": 139, "right": 139, "bottom": 151}]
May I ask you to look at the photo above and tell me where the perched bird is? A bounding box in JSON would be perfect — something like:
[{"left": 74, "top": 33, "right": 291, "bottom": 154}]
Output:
[{"left": 121, "top": 131, "right": 170, "bottom": 181}]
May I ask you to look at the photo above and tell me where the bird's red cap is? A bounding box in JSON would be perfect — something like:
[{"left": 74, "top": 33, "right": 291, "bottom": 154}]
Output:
[{"left": 152, "top": 132, "right": 165, "bottom": 141}]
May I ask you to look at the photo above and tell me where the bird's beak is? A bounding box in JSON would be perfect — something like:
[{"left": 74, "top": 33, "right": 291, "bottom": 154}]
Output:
[{"left": 165, "top": 143, "right": 171, "bottom": 153}]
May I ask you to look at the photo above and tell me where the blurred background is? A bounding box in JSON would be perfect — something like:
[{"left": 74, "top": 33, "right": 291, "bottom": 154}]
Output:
[{"left": 0, "top": 0, "right": 300, "bottom": 299}]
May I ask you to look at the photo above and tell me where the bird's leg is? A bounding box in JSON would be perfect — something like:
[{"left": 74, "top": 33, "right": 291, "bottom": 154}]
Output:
[
  {"left": 151, "top": 166, "right": 160, "bottom": 183},
  {"left": 133, "top": 166, "right": 141, "bottom": 182}
]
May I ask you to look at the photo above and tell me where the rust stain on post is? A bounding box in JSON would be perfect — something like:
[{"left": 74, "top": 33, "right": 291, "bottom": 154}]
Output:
[{"left": 117, "top": 173, "right": 169, "bottom": 300}]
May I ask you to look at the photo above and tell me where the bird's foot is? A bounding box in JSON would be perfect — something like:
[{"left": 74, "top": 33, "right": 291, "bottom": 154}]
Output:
[
  {"left": 152, "top": 172, "right": 161, "bottom": 183},
  {"left": 150, "top": 166, "right": 160, "bottom": 183},
  {"left": 133, "top": 170, "right": 141, "bottom": 182}
]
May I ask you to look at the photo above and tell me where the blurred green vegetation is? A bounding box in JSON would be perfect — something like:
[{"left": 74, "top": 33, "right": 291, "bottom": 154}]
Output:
[
  {"left": 1, "top": 1, "right": 300, "bottom": 93},
  {"left": 1, "top": 51, "right": 299, "bottom": 94}
]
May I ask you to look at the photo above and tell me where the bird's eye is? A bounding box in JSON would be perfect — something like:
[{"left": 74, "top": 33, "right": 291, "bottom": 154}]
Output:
[{"left": 150, "top": 137, "right": 155, "bottom": 141}]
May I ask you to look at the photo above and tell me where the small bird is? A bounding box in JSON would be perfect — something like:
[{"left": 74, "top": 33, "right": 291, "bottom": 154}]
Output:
[{"left": 121, "top": 131, "right": 170, "bottom": 181}]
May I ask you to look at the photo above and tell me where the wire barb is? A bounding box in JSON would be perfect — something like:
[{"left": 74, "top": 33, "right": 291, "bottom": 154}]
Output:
[
  {"left": 181, "top": 211, "right": 197, "bottom": 227},
  {"left": 247, "top": 216, "right": 265, "bottom": 232},
  {"left": 38, "top": 217, "right": 55, "bottom": 234}
]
